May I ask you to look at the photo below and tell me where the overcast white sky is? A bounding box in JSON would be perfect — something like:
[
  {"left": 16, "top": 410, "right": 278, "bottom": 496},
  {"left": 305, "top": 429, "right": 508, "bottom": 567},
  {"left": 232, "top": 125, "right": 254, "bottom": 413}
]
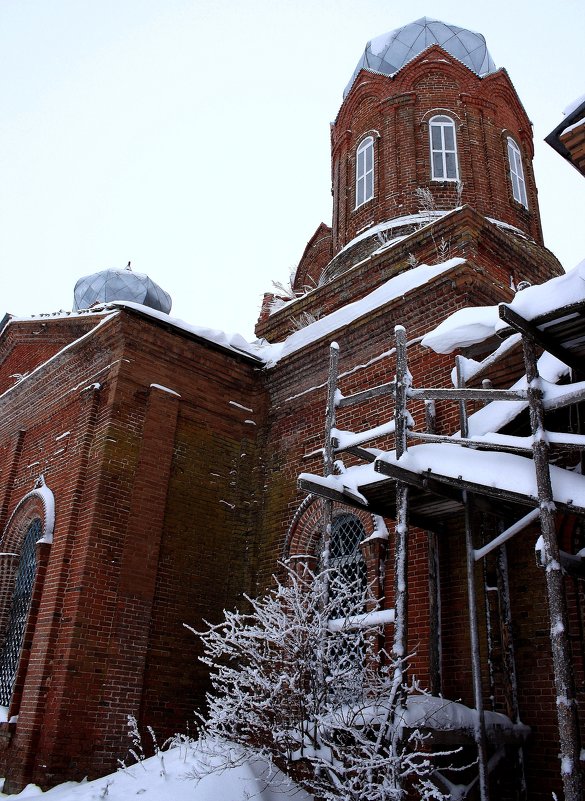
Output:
[{"left": 1, "top": 0, "right": 584, "bottom": 340}]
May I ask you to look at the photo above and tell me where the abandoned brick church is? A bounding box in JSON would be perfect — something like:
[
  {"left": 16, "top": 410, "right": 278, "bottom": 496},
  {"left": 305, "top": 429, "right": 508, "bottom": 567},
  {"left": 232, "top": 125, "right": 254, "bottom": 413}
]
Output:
[{"left": 1, "top": 17, "right": 583, "bottom": 800}]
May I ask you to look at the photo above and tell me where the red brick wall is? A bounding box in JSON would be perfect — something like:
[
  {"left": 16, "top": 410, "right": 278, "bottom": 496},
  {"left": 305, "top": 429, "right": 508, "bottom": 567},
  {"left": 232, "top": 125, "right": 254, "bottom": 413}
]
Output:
[
  {"left": 331, "top": 47, "right": 543, "bottom": 253},
  {"left": 0, "top": 310, "right": 268, "bottom": 790},
  {"left": 255, "top": 254, "right": 575, "bottom": 798},
  {"left": 256, "top": 206, "right": 562, "bottom": 343}
]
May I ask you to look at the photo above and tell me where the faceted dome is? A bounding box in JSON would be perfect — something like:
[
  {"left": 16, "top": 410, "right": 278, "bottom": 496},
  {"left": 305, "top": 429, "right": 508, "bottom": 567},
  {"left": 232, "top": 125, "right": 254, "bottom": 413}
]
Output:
[
  {"left": 344, "top": 17, "right": 497, "bottom": 97},
  {"left": 73, "top": 265, "right": 172, "bottom": 313}
]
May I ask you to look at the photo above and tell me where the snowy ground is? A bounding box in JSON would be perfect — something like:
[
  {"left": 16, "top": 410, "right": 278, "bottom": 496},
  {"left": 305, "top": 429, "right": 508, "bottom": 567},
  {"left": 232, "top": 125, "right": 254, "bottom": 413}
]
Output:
[{"left": 0, "top": 741, "right": 312, "bottom": 801}]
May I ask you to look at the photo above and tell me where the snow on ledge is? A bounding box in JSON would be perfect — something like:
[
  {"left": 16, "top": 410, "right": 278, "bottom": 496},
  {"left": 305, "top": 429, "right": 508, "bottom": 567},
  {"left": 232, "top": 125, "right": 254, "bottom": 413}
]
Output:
[
  {"left": 0, "top": 478, "right": 56, "bottom": 545},
  {"left": 103, "top": 301, "right": 263, "bottom": 361},
  {"left": 422, "top": 258, "right": 585, "bottom": 358},
  {"left": 264, "top": 259, "right": 465, "bottom": 367},
  {"left": 328, "top": 608, "right": 395, "bottom": 631},
  {"left": 498, "top": 258, "right": 585, "bottom": 325},
  {"left": 421, "top": 304, "right": 500, "bottom": 354},
  {"left": 150, "top": 383, "right": 181, "bottom": 398},
  {"left": 337, "top": 211, "right": 450, "bottom": 255},
  {"left": 564, "top": 93, "right": 585, "bottom": 117}
]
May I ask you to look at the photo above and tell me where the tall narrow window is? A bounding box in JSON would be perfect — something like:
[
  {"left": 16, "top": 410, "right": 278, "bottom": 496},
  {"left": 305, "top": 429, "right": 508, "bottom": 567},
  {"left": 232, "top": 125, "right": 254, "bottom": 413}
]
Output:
[
  {"left": 355, "top": 136, "right": 374, "bottom": 208},
  {"left": 328, "top": 514, "right": 367, "bottom": 679},
  {"left": 0, "top": 519, "right": 40, "bottom": 706},
  {"left": 507, "top": 137, "right": 528, "bottom": 208},
  {"left": 429, "top": 115, "right": 459, "bottom": 181}
]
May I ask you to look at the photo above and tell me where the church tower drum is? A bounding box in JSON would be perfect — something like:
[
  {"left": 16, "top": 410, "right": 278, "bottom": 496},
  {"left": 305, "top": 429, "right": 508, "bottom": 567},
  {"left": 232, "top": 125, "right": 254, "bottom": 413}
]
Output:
[{"left": 331, "top": 18, "right": 542, "bottom": 254}]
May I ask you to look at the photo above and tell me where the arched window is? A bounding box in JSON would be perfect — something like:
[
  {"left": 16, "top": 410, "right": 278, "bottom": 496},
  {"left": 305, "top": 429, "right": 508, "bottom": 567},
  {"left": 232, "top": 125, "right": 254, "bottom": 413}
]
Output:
[
  {"left": 0, "top": 479, "right": 54, "bottom": 711},
  {"left": 355, "top": 136, "right": 374, "bottom": 208},
  {"left": 429, "top": 115, "right": 459, "bottom": 181},
  {"left": 0, "top": 518, "right": 41, "bottom": 705},
  {"left": 507, "top": 137, "right": 528, "bottom": 208}
]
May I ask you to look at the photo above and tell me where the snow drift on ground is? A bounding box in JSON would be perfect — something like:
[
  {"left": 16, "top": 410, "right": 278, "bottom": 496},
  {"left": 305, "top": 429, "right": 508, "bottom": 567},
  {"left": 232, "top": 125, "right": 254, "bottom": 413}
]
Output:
[{"left": 0, "top": 741, "right": 312, "bottom": 801}]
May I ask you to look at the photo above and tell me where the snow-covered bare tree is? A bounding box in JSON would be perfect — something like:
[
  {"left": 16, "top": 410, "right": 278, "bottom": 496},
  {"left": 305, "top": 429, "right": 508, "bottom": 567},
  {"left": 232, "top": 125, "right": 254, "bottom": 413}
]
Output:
[{"left": 188, "top": 563, "right": 450, "bottom": 801}]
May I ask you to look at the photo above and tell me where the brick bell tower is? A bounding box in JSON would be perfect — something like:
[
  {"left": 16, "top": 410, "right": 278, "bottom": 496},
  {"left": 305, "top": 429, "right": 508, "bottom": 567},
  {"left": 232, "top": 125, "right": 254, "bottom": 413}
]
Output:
[
  {"left": 257, "top": 16, "right": 562, "bottom": 335},
  {"left": 332, "top": 17, "right": 542, "bottom": 251}
]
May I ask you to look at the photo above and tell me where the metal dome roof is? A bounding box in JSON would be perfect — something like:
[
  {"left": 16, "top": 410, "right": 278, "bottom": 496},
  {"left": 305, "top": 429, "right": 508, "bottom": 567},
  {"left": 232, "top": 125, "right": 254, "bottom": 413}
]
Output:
[
  {"left": 344, "top": 17, "right": 497, "bottom": 98},
  {"left": 73, "top": 265, "right": 172, "bottom": 313}
]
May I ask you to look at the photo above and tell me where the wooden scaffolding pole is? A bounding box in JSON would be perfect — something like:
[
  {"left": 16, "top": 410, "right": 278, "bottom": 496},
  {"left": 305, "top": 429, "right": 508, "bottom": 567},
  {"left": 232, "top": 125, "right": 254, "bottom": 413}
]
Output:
[
  {"left": 464, "top": 499, "right": 490, "bottom": 801},
  {"left": 496, "top": 539, "right": 527, "bottom": 800},
  {"left": 392, "top": 326, "right": 409, "bottom": 677},
  {"left": 319, "top": 342, "right": 340, "bottom": 581},
  {"left": 522, "top": 334, "right": 583, "bottom": 801},
  {"left": 457, "top": 355, "right": 490, "bottom": 801},
  {"left": 425, "top": 399, "right": 442, "bottom": 696}
]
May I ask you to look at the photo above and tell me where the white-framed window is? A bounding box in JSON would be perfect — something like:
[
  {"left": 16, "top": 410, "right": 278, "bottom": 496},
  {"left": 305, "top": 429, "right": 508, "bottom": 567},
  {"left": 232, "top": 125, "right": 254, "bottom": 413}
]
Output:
[
  {"left": 429, "top": 115, "right": 459, "bottom": 181},
  {"left": 355, "top": 136, "right": 374, "bottom": 208},
  {"left": 507, "top": 137, "right": 528, "bottom": 208}
]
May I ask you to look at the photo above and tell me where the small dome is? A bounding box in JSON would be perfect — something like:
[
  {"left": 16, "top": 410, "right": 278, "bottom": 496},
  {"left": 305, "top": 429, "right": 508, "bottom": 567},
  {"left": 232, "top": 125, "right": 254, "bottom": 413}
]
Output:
[
  {"left": 73, "top": 264, "right": 172, "bottom": 314},
  {"left": 344, "top": 17, "right": 496, "bottom": 97}
]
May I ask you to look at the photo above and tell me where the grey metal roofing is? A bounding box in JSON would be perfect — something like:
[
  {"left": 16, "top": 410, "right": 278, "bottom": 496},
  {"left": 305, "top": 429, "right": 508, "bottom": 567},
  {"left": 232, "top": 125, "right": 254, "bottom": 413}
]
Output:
[
  {"left": 344, "top": 17, "right": 497, "bottom": 98},
  {"left": 73, "top": 267, "right": 172, "bottom": 314}
]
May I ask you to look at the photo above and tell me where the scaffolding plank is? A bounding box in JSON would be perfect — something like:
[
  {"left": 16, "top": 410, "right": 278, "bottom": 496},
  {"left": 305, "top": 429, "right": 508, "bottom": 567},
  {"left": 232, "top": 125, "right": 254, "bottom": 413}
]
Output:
[{"left": 374, "top": 458, "right": 585, "bottom": 515}]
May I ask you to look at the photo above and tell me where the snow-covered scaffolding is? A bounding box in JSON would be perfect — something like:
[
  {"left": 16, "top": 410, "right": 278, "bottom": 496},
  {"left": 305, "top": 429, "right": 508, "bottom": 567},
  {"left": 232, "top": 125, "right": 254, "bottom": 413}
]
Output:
[{"left": 298, "top": 270, "right": 585, "bottom": 801}]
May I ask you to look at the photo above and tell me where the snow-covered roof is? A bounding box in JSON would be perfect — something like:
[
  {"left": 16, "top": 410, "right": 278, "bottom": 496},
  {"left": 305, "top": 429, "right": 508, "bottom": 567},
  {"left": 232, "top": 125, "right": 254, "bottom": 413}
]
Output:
[
  {"left": 422, "top": 260, "right": 585, "bottom": 356},
  {"left": 344, "top": 17, "right": 496, "bottom": 98},
  {"left": 107, "top": 301, "right": 263, "bottom": 360},
  {"left": 6, "top": 302, "right": 264, "bottom": 363},
  {"left": 301, "top": 436, "right": 585, "bottom": 516},
  {"left": 564, "top": 93, "right": 585, "bottom": 118},
  {"left": 499, "top": 258, "right": 585, "bottom": 323},
  {"left": 263, "top": 259, "right": 465, "bottom": 367}
]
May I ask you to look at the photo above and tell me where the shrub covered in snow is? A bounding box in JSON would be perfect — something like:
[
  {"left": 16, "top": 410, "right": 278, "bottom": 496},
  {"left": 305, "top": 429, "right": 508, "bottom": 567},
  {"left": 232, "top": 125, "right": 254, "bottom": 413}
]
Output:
[{"left": 189, "top": 563, "right": 451, "bottom": 801}]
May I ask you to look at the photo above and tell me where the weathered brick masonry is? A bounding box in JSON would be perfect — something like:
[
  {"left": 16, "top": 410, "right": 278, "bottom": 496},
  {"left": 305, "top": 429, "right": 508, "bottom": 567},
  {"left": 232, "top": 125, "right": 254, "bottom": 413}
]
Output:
[
  {"left": 0, "top": 17, "right": 579, "bottom": 800},
  {"left": 0, "top": 310, "right": 267, "bottom": 789}
]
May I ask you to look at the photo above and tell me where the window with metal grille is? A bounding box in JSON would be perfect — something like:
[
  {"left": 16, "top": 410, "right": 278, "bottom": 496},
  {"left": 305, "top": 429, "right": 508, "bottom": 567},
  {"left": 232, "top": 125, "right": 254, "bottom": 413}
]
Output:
[
  {"left": 507, "top": 137, "right": 528, "bottom": 208},
  {"left": 355, "top": 136, "right": 374, "bottom": 208},
  {"left": 328, "top": 514, "right": 367, "bottom": 677},
  {"left": 429, "top": 115, "right": 459, "bottom": 181},
  {"left": 0, "top": 518, "right": 40, "bottom": 706}
]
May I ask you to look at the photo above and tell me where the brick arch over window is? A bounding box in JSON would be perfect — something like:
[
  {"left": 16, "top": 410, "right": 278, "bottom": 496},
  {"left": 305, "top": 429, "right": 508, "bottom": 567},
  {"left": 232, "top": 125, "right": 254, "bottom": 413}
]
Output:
[
  {"left": 0, "top": 478, "right": 54, "bottom": 708},
  {"left": 283, "top": 495, "right": 377, "bottom": 562}
]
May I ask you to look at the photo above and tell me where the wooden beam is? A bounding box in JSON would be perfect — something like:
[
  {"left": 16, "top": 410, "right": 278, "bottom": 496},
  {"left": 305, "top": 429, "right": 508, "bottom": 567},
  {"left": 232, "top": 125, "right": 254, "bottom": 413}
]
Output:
[
  {"left": 529, "top": 299, "right": 585, "bottom": 328},
  {"left": 298, "top": 476, "right": 376, "bottom": 514},
  {"left": 408, "top": 386, "right": 528, "bottom": 401},
  {"left": 374, "top": 457, "right": 577, "bottom": 512},
  {"left": 408, "top": 430, "right": 532, "bottom": 454},
  {"left": 522, "top": 333, "right": 583, "bottom": 801},
  {"left": 339, "top": 445, "right": 378, "bottom": 463},
  {"left": 499, "top": 304, "right": 581, "bottom": 371},
  {"left": 336, "top": 381, "right": 395, "bottom": 408},
  {"left": 375, "top": 459, "right": 464, "bottom": 505}
]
